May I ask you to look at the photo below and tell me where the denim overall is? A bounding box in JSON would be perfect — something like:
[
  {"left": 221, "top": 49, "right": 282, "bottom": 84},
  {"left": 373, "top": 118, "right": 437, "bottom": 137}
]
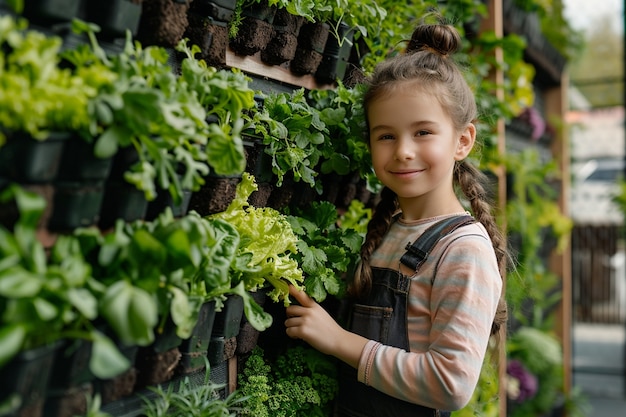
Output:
[{"left": 337, "top": 215, "right": 475, "bottom": 417}]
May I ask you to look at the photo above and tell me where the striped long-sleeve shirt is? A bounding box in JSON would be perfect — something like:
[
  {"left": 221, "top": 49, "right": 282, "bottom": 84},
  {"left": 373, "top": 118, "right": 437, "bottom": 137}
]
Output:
[{"left": 356, "top": 214, "right": 502, "bottom": 411}]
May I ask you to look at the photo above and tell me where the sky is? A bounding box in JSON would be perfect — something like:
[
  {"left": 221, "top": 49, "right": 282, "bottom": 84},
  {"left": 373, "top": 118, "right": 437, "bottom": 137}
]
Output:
[{"left": 563, "top": 0, "right": 624, "bottom": 32}]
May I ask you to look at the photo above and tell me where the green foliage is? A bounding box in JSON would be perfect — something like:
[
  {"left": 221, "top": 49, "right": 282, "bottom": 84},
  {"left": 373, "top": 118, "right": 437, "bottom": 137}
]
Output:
[
  {"left": 0, "top": 186, "right": 128, "bottom": 378},
  {"left": 0, "top": 15, "right": 95, "bottom": 144},
  {"left": 211, "top": 173, "right": 304, "bottom": 305},
  {"left": 142, "top": 363, "right": 245, "bottom": 417},
  {"left": 251, "top": 89, "right": 328, "bottom": 193},
  {"left": 237, "top": 345, "right": 339, "bottom": 417},
  {"left": 309, "top": 81, "right": 380, "bottom": 191},
  {"left": 286, "top": 201, "right": 365, "bottom": 302},
  {"left": 505, "top": 150, "right": 573, "bottom": 326},
  {"left": 507, "top": 327, "right": 564, "bottom": 417}
]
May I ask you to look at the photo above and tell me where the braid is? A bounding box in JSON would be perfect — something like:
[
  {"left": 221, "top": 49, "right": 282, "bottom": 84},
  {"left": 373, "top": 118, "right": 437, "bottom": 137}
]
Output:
[
  {"left": 455, "top": 161, "right": 508, "bottom": 335},
  {"left": 350, "top": 187, "right": 398, "bottom": 298}
]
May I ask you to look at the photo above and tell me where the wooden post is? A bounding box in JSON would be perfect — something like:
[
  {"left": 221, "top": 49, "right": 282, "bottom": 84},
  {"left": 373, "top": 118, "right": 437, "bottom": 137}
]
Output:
[
  {"left": 479, "top": 1, "right": 507, "bottom": 416},
  {"left": 546, "top": 73, "right": 572, "bottom": 399}
]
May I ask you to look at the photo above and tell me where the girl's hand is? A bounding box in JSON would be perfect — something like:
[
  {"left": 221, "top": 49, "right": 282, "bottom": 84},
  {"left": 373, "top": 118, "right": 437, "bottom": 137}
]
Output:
[{"left": 285, "top": 285, "right": 368, "bottom": 368}]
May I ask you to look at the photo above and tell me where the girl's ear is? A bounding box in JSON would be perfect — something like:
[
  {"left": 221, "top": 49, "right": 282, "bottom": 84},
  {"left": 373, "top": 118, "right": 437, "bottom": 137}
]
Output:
[{"left": 454, "top": 123, "right": 476, "bottom": 161}]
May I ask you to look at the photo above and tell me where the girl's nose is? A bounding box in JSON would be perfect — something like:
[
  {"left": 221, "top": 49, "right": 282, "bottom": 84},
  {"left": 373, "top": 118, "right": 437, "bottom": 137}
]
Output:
[{"left": 394, "top": 136, "right": 415, "bottom": 160}]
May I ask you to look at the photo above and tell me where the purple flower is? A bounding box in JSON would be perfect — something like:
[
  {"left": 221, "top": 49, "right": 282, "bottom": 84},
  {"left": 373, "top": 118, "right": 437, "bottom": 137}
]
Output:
[
  {"left": 507, "top": 359, "right": 538, "bottom": 403},
  {"left": 518, "top": 107, "right": 546, "bottom": 141}
]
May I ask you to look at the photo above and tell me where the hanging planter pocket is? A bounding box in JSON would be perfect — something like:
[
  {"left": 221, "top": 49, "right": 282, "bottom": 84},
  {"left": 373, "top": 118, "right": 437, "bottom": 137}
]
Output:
[
  {"left": 177, "top": 300, "right": 217, "bottom": 375},
  {"left": 0, "top": 131, "right": 68, "bottom": 184},
  {"left": 229, "top": 0, "right": 276, "bottom": 56},
  {"left": 315, "top": 22, "right": 354, "bottom": 84},
  {"left": 134, "top": 316, "right": 182, "bottom": 389},
  {"left": 48, "top": 181, "right": 105, "bottom": 231},
  {"left": 290, "top": 22, "right": 329, "bottom": 75},
  {"left": 98, "top": 147, "right": 148, "bottom": 229},
  {"left": 83, "top": 0, "right": 143, "bottom": 40},
  {"left": 189, "top": 0, "right": 236, "bottom": 23},
  {"left": 22, "top": 0, "right": 81, "bottom": 25},
  {"left": 185, "top": 14, "right": 229, "bottom": 68},
  {"left": 0, "top": 341, "right": 62, "bottom": 417}
]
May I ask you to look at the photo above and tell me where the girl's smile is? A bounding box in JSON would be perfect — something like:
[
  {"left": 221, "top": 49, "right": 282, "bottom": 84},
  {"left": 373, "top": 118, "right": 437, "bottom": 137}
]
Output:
[{"left": 367, "top": 84, "right": 475, "bottom": 218}]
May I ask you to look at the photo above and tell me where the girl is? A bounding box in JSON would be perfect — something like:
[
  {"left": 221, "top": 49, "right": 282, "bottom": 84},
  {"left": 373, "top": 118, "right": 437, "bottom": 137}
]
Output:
[{"left": 285, "top": 21, "right": 507, "bottom": 417}]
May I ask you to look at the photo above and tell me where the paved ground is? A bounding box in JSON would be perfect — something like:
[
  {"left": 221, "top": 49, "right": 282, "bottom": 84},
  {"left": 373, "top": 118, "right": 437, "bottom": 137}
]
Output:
[{"left": 572, "top": 323, "right": 626, "bottom": 416}]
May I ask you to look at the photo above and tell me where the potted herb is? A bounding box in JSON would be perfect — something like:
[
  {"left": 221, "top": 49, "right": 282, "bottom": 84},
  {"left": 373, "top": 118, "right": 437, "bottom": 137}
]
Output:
[
  {"left": 141, "top": 364, "right": 246, "bottom": 417},
  {"left": 248, "top": 89, "right": 328, "bottom": 195},
  {"left": 63, "top": 21, "right": 213, "bottom": 222},
  {"left": 0, "top": 15, "right": 96, "bottom": 184},
  {"left": 0, "top": 185, "right": 130, "bottom": 417},
  {"left": 237, "top": 344, "right": 339, "bottom": 416},
  {"left": 210, "top": 172, "right": 305, "bottom": 306},
  {"left": 286, "top": 200, "right": 364, "bottom": 303}
]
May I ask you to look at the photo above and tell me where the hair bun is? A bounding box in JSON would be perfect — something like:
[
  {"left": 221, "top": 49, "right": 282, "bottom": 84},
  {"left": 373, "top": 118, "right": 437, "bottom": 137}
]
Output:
[{"left": 406, "top": 24, "right": 461, "bottom": 57}]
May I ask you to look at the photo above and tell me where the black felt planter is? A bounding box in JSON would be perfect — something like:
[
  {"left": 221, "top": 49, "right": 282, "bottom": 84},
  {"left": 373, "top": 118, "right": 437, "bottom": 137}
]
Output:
[
  {"left": 56, "top": 137, "right": 113, "bottom": 183},
  {"left": 189, "top": 0, "right": 236, "bottom": 23},
  {"left": 97, "top": 147, "right": 148, "bottom": 229},
  {"left": 49, "top": 181, "right": 105, "bottom": 231},
  {"left": 177, "top": 300, "right": 217, "bottom": 375},
  {"left": 22, "top": 0, "right": 81, "bottom": 25},
  {"left": 0, "top": 342, "right": 62, "bottom": 417},
  {"left": 0, "top": 131, "right": 68, "bottom": 184},
  {"left": 84, "top": 0, "right": 143, "bottom": 40},
  {"left": 136, "top": 0, "right": 190, "bottom": 48},
  {"left": 229, "top": 17, "right": 274, "bottom": 56},
  {"left": 185, "top": 13, "right": 229, "bottom": 68}
]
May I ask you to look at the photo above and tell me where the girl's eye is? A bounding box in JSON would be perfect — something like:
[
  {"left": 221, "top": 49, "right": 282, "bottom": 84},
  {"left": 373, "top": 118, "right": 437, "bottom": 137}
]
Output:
[
  {"left": 379, "top": 134, "right": 394, "bottom": 141},
  {"left": 415, "top": 130, "right": 431, "bottom": 137}
]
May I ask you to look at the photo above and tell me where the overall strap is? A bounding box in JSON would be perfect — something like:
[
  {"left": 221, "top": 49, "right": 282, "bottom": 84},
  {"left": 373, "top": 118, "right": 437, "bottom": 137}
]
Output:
[{"left": 400, "top": 215, "right": 475, "bottom": 272}]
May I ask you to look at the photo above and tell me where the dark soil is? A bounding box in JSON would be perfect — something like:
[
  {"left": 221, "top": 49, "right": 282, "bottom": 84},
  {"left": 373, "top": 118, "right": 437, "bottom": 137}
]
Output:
[
  {"left": 96, "top": 367, "right": 138, "bottom": 405},
  {"left": 134, "top": 347, "right": 181, "bottom": 388},
  {"left": 224, "top": 337, "right": 237, "bottom": 361},
  {"left": 137, "top": 0, "right": 190, "bottom": 48},
  {"left": 289, "top": 49, "right": 323, "bottom": 75},
  {"left": 266, "top": 178, "right": 295, "bottom": 210},
  {"left": 297, "top": 22, "right": 330, "bottom": 53},
  {"left": 272, "top": 8, "right": 305, "bottom": 35},
  {"left": 248, "top": 183, "right": 272, "bottom": 208},
  {"left": 290, "top": 183, "right": 318, "bottom": 210},
  {"left": 188, "top": 176, "right": 240, "bottom": 216},
  {"left": 229, "top": 18, "right": 274, "bottom": 56},
  {"left": 261, "top": 31, "right": 298, "bottom": 65},
  {"left": 185, "top": 13, "right": 229, "bottom": 68},
  {"left": 44, "top": 383, "right": 93, "bottom": 417},
  {"left": 236, "top": 321, "right": 260, "bottom": 355}
]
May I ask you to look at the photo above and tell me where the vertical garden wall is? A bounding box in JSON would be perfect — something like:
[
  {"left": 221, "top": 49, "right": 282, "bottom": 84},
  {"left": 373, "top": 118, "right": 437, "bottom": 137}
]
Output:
[{"left": 0, "top": 0, "right": 583, "bottom": 416}]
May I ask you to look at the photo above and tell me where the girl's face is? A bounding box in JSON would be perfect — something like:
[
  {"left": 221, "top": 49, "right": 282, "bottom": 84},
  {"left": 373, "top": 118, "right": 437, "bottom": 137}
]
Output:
[{"left": 367, "top": 84, "right": 475, "bottom": 219}]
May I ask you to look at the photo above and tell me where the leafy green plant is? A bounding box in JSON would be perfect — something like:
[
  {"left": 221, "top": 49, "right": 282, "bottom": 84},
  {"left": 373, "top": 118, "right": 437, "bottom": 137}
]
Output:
[
  {"left": 176, "top": 39, "right": 257, "bottom": 177},
  {"left": 0, "top": 185, "right": 128, "bottom": 379},
  {"left": 210, "top": 173, "right": 304, "bottom": 305},
  {"left": 250, "top": 89, "right": 328, "bottom": 193},
  {"left": 237, "top": 344, "right": 339, "bottom": 417},
  {"left": 72, "top": 207, "right": 271, "bottom": 344},
  {"left": 309, "top": 81, "right": 381, "bottom": 191},
  {"left": 507, "top": 327, "right": 564, "bottom": 417},
  {"left": 286, "top": 201, "right": 364, "bottom": 302},
  {"left": 0, "top": 15, "right": 95, "bottom": 144},
  {"left": 141, "top": 361, "right": 246, "bottom": 417},
  {"left": 62, "top": 20, "right": 212, "bottom": 204}
]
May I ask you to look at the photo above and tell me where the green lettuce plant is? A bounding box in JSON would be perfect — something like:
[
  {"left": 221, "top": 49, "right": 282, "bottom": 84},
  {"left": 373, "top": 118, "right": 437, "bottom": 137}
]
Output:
[
  {"left": 0, "top": 15, "right": 95, "bottom": 145},
  {"left": 210, "top": 172, "right": 304, "bottom": 305}
]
